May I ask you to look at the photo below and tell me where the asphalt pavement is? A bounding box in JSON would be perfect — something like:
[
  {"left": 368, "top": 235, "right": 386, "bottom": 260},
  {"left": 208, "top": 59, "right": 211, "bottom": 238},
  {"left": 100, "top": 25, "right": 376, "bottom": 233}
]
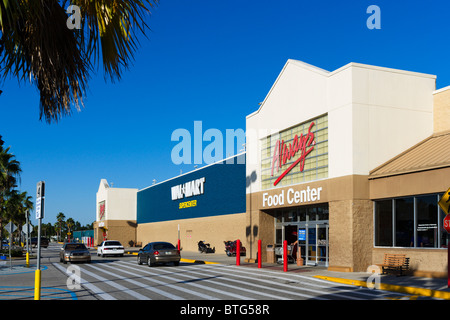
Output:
[
  {"left": 172, "top": 250, "right": 450, "bottom": 300},
  {"left": 2, "top": 246, "right": 449, "bottom": 300}
]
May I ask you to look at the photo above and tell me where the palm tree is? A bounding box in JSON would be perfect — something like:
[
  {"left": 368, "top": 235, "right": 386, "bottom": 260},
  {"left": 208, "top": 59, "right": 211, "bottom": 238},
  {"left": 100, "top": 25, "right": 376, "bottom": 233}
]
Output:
[
  {"left": 66, "top": 217, "right": 75, "bottom": 242},
  {"left": 56, "top": 212, "right": 66, "bottom": 242},
  {"left": 2, "top": 190, "right": 31, "bottom": 245},
  {"left": 0, "top": 0, "right": 157, "bottom": 123},
  {"left": 0, "top": 136, "right": 22, "bottom": 249}
]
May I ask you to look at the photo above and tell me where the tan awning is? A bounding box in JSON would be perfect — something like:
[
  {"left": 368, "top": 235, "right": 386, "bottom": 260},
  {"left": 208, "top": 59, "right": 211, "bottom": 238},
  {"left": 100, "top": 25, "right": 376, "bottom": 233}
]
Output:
[{"left": 369, "top": 130, "right": 450, "bottom": 179}]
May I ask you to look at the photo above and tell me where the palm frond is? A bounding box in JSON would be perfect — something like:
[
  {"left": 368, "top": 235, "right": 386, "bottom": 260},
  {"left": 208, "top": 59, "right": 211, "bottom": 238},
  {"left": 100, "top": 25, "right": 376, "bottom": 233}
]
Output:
[{"left": 1, "top": 0, "right": 157, "bottom": 123}]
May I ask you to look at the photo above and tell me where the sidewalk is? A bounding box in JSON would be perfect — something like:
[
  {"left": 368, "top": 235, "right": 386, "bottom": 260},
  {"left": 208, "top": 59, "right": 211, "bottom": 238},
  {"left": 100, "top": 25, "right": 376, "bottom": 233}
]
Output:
[{"left": 167, "top": 250, "right": 450, "bottom": 300}]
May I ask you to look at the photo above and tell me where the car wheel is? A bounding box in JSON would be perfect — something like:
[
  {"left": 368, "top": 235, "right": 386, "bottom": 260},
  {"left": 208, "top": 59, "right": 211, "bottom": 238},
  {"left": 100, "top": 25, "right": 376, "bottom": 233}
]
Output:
[
  {"left": 147, "top": 256, "right": 153, "bottom": 267},
  {"left": 137, "top": 255, "right": 143, "bottom": 265},
  {"left": 173, "top": 261, "right": 180, "bottom": 266}
]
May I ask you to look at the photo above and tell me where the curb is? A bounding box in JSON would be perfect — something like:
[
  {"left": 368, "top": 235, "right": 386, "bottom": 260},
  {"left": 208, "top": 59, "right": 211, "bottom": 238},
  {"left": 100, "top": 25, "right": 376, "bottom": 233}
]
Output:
[
  {"left": 314, "top": 275, "right": 450, "bottom": 300},
  {"left": 180, "top": 258, "right": 219, "bottom": 265}
]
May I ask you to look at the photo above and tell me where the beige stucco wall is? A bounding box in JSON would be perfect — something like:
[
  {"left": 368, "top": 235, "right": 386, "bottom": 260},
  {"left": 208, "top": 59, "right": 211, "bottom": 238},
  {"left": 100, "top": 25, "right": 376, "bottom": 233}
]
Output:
[
  {"left": 93, "top": 219, "right": 137, "bottom": 247},
  {"left": 329, "top": 199, "right": 373, "bottom": 272},
  {"left": 433, "top": 86, "right": 450, "bottom": 133},
  {"left": 246, "top": 60, "right": 436, "bottom": 195},
  {"left": 136, "top": 213, "right": 247, "bottom": 253},
  {"left": 96, "top": 179, "right": 138, "bottom": 222},
  {"left": 373, "top": 248, "right": 447, "bottom": 278}
]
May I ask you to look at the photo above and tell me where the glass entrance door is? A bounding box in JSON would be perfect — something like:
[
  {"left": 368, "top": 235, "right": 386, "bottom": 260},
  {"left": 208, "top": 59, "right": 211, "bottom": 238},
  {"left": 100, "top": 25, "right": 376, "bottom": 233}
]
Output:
[{"left": 298, "top": 223, "right": 328, "bottom": 266}]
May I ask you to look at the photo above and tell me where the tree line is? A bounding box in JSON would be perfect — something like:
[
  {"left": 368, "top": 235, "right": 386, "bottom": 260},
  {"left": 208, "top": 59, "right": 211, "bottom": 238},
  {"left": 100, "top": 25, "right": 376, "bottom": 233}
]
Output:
[{"left": 0, "top": 135, "right": 92, "bottom": 249}]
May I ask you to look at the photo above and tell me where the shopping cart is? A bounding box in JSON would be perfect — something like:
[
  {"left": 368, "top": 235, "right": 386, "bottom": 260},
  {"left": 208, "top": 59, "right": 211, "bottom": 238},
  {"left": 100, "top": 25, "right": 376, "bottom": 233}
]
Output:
[{"left": 275, "top": 244, "right": 296, "bottom": 264}]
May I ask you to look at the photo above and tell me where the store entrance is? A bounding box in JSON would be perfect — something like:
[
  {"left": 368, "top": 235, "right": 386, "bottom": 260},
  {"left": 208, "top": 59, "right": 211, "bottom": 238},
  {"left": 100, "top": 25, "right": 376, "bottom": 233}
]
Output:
[
  {"left": 273, "top": 204, "right": 329, "bottom": 267},
  {"left": 296, "top": 222, "right": 329, "bottom": 266}
]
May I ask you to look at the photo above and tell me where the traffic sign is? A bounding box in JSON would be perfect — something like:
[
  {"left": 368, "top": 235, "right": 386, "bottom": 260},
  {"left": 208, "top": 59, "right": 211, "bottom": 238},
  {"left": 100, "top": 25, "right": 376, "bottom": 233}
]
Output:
[
  {"left": 4, "top": 222, "right": 17, "bottom": 234},
  {"left": 22, "top": 223, "right": 32, "bottom": 235},
  {"left": 444, "top": 215, "right": 450, "bottom": 234},
  {"left": 438, "top": 188, "right": 450, "bottom": 215},
  {"left": 36, "top": 181, "right": 45, "bottom": 219}
]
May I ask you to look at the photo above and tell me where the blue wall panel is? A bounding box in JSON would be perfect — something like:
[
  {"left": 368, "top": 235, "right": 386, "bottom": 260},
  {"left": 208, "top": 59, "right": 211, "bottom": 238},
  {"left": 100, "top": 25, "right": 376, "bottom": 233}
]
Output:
[{"left": 137, "top": 154, "right": 245, "bottom": 223}]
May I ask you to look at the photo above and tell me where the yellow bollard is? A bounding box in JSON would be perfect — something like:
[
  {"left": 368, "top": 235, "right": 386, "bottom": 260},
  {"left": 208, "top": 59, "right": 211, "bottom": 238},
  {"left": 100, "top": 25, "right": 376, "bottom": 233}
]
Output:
[
  {"left": 34, "top": 269, "right": 41, "bottom": 300},
  {"left": 26, "top": 252, "right": 29, "bottom": 268}
]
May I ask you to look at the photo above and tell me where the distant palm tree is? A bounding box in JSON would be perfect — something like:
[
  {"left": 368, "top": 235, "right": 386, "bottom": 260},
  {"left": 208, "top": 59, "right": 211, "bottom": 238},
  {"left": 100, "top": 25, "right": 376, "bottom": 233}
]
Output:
[
  {"left": 0, "top": 0, "right": 157, "bottom": 123},
  {"left": 66, "top": 218, "right": 75, "bottom": 242},
  {"left": 0, "top": 136, "right": 22, "bottom": 249},
  {"left": 56, "top": 212, "right": 66, "bottom": 242}
]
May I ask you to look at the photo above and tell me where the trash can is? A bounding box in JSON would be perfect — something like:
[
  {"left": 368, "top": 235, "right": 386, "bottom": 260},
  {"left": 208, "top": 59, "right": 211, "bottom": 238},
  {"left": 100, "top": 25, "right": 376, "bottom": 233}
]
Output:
[{"left": 266, "top": 244, "right": 275, "bottom": 263}]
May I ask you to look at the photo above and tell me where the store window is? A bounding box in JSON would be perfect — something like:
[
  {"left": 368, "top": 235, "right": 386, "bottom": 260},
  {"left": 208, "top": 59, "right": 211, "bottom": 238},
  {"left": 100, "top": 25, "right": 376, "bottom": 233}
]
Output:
[
  {"left": 416, "top": 195, "right": 438, "bottom": 248},
  {"left": 395, "top": 197, "right": 413, "bottom": 247},
  {"left": 374, "top": 194, "right": 446, "bottom": 248},
  {"left": 374, "top": 200, "right": 392, "bottom": 246}
]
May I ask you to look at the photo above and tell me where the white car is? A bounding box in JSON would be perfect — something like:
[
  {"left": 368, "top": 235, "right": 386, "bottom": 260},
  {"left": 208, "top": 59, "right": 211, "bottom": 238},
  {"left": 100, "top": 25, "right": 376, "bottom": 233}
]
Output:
[{"left": 97, "top": 240, "right": 125, "bottom": 257}]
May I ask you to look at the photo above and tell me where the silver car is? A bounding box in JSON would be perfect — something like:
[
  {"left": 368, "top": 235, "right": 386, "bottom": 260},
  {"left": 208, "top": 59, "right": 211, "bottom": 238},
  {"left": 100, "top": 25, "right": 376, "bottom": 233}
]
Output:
[
  {"left": 137, "top": 242, "right": 180, "bottom": 267},
  {"left": 60, "top": 243, "right": 91, "bottom": 264}
]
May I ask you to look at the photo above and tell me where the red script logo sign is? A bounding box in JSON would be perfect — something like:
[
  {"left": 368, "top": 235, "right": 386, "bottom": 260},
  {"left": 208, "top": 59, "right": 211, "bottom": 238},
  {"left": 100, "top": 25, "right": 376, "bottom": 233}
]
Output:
[{"left": 271, "top": 122, "right": 316, "bottom": 186}]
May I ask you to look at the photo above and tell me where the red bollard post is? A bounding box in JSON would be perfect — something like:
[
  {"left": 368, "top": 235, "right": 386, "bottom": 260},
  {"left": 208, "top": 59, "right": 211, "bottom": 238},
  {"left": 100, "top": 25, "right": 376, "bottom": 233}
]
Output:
[
  {"left": 177, "top": 239, "right": 181, "bottom": 253},
  {"left": 258, "top": 240, "right": 262, "bottom": 268},
  {"left": 236, "top": 239, "right": 241, "bottom": 266},
  {"left": 283, "top": 240, "right": 288, "bottom": 272}
]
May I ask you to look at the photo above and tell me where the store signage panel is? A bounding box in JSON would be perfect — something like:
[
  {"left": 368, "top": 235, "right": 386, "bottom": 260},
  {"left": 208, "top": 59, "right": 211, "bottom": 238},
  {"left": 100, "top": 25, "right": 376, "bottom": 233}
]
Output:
[
  {"left": 262, "top": 186, "right": 323, "bottom": 208},
  {"left": 137, "top": 154, "right": 246, "bottom": 224},
  {"left": 260, "top": 114, "right": 328, "bottom": 190},
  {"left": 171, "top": 177, "right": 205, "bottom": 201},
  {"left": 298, "top": 229, "right": 306, "bottom": 241},
  {"left": 98, "top": 201, "right": 106, "bottom": 220},
  {"left": 271, "top": 122, "right": 316, "bottom": 186}
]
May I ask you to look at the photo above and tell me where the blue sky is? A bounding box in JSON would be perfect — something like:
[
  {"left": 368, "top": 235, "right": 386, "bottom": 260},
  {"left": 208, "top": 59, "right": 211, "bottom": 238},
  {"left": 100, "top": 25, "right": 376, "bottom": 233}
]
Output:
[{"left": 1, "top": 0, "right": 450, "bottom": 226}]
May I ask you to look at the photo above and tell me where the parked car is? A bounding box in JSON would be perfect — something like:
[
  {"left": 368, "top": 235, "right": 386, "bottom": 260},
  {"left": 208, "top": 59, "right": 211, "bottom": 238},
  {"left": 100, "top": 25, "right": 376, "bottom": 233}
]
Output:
[
  {"left": 137, "top": 242, "right": 180, "bottom": 267},
  {"left": 60, "top": 243, "right": 91, "bottom": 264},
  {"left": 97, "top": 240, "right": 124, "bottom": 257},
  {"left": 31, "top": 237, "right": 49, "bottom": 248}
]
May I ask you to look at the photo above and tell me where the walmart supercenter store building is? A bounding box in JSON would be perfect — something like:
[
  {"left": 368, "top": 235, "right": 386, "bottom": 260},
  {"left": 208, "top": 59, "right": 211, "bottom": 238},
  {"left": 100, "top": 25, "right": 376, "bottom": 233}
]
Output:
[{"left": 94, "top": 60, "right": 450, "bottom": 277}]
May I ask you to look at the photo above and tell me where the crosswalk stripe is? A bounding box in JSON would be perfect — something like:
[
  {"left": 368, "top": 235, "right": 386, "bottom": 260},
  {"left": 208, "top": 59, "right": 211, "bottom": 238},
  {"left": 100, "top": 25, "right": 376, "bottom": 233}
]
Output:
[
  {"left": 101, "top": 262, "right": 218, "bottom": 300},
  {"left": 188, "top": 264, "right": 367, "bottom": 300},
  {"left": 115, "top": 261, "right": 254, "bottom": 300},
  {"left": 117, "top": 261, "right": 288, "bottom": 300},
  {"left": 87, "top": 262, "right": 185, "bottom": 300},
  {"left": 214, "top": 265, "right": 402, "bottom": 299},
  {"left": 122, "top": 261, "right": 324, "bottom": 300},
  {"left": 52, "top": 263, "right": 116, "bottom": 300},
  {"left": 77, "top": 264, "right": 149, "bottom": 300}
]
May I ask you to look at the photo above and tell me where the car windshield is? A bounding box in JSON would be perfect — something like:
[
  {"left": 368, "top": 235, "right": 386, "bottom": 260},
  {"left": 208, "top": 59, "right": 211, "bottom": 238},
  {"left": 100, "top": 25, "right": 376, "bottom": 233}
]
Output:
[
  {"left": 65, "top": 244, "right": 86, "bottom": 250},
  {"left": 105, "top": 241, "right": 122, "bottom": 246},
  {"left": 153, "top": 243, "right": 175, "bottom": 250}
]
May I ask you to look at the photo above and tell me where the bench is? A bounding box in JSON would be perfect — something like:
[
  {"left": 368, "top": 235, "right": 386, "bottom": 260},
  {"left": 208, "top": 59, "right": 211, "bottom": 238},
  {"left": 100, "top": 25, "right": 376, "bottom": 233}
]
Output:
[{"left": 376, "top": 254, "right": 410, "bottom": 276}]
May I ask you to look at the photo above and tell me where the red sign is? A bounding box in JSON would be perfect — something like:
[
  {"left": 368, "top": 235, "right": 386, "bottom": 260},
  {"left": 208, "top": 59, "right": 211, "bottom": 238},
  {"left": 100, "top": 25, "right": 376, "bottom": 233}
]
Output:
[
  {"left": 271, "top": 122, "right": 316, "bottom": 186},
  {"left": 444, "top": 214, "right": 450, "bottom": 234}
]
